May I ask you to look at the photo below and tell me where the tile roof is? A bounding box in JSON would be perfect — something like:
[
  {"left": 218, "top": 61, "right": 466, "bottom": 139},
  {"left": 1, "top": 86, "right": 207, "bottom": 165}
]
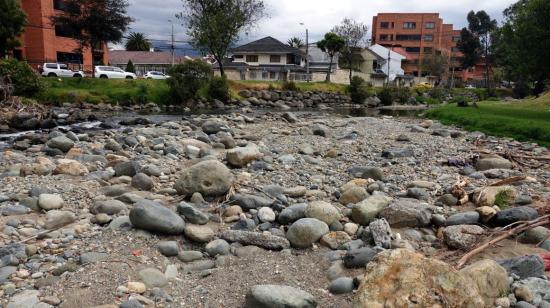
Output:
[
  {"left": 109, "top": 50, "right": 190, "bottom": 65},
  {"left": 231, "top": 37, "right": 302, "bottom": 54}
]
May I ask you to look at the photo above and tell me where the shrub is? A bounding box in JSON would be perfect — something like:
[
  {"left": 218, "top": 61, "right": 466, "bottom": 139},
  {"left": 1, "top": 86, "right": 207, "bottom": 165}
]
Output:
[
  {"left": 378, "top": 86, "right": 394, "bottom": 106},
  {"left": 451, "top": 95, "right": 470, "bottom": 107},
  {"left": 166, "top": 59, "right": 212, "bottom": 104},
  {"left": 394, "top": 86, "right": 412, "bottom": 104},
  {"left": 207, "top": 76, "right": 230, "bottom": 101},
  {"left": 282, "top": 80, "right": 298, "bottom": 91},
  {"left": 513, "top": 81, "right": 531, "bottom": 99},
  {"left": 348, "top": 76, "right": 373, "bottom": 103},
  {"left": 0, "top": 59, "right": 43, "bottom": 97},
  {"left": 413, "top": 83, "right": 432, "bottom": 95},
  {"left": 429, "top": 87, "right": 449, "bottom": 101},
  {"left": 125, "top": 60, "right": 135, "bottom": 73}
]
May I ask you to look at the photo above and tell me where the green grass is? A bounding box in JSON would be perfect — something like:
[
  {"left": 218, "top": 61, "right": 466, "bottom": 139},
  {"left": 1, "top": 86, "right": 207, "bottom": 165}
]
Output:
[
  {"left": 38, "top": 78, "right": 170, "bottom": 105},
  {"left": 426, "top": 95, "right": 550, "bottom": 146},
  {"left": 228, "top": 80, "right": 347, "bottom": 93}
]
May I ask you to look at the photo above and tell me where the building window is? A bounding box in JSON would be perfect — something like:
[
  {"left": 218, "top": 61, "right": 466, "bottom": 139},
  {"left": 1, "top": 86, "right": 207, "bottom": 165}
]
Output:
[
  {"left": 246, "top": 55, "right": 258, "bottom": 62},
  {"left": 53, "top": 0, "right": 79, "bottom": 13},
  {"left": 269, "top": 55, "right": 281, "bottom": 63},
  {"left": 452, "top": 36, "right": 461, "bottom": 42},
  {"left": 262, "top": 71, "right": 268, "bottom": 79},
  {"left": 423, "top": 35, "right": 433, "bottom": 41},
  {"left": 451, "top": 47, "right": 460, "bottom": 52},
  {"left": 425, "top": 22, "right": 435, "bottom": 29},
  {"left": 269, "top": 71, "right": 277, "bottom": 79},
  {"left": 55, "top": 24, "right": 79, "bottom": 38},
  {"left": 234, "top": 55, "right": 243, "bottom": 59},
  {"left": 405, "top": 47, "right": 420, "bottom": 53},
  {"left": 396, "top": 34, "right": 421, "bottom": 41},
  {"left": 380, "top": 34, "right": 393, "bottom": 41},
  {"left": 57, "top": 52, "right": 83, "bottom": 64},
  {"left": 380, "top": 22, "right": 389, "bottom": 29},
  {"left": 423, "top": 47, "right": 433, "bottom": 53},
  {"left": 403, "top": 22, "right": 416, "bottom": 29}
]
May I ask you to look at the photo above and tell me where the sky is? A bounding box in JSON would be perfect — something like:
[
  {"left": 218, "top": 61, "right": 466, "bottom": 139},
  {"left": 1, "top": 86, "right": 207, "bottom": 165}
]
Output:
[{"left": 122, "top": 0, "right": 516, "bottom": 50}]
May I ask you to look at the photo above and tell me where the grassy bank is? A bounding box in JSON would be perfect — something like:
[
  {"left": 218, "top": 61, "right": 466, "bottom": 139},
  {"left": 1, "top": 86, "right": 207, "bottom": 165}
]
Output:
[{"left": 426, "top": 95, "right": 550, "bottom": 146}]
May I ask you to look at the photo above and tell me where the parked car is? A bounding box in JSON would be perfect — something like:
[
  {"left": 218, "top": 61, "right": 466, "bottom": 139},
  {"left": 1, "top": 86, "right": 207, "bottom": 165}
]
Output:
[
  {"left": 144, "top": 71, "right": 170, "bottom": 80},
  {"left": 465, "top": 85, "right": 476, "bottom": 89},
  {"left": 41, "top": 63, "right": 85, "bottom": 78},
  {"left": 94, "top": 66, "right": 137, "bottom": 79}
]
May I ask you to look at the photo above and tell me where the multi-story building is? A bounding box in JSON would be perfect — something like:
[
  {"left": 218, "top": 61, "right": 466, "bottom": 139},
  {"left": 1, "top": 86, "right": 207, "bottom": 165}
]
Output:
[
  {"left": 14, "top": 0, "right": 108, "bottom": 73},
  {"left": 371, "top": 13, "right": 464, "bottom": 79}
]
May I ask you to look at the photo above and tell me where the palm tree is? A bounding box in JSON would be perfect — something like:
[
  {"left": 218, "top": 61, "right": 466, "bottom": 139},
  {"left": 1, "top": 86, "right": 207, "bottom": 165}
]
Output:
[
  {"left": 125, "top": 32, "right": 152, "bottom": 51},
  {"left": 287, "top": 37, "right": 304, "bottom": 48}
]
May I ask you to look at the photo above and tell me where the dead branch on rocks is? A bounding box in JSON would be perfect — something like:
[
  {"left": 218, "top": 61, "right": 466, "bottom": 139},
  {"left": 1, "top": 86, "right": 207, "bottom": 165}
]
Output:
[
  {"left": 489, "top": 175, "right": 528, "bottom": 186},
  {"left": 456, "top": 214, "right": 550, "bottom": 269}
]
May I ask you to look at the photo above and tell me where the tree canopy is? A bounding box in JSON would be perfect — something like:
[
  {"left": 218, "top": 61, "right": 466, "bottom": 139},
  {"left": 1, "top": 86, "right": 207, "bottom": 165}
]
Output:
[
  {"left": 421, "top": 52, "right": 450, "bottom": 78},
  {"left": 0, "top": 0, "right": 26, "bottom": 56},
  {"left": 52, "top": 0, "right": 133, "bottom": 75},
  {"left": 177, "top": 0, "right": 266, "bottom": 76},
  {"left": 125, "top": 32, "right": 152, "bottom": 51},
  {"left": 331, "top": 18, "right": 368, "bottom": 83},
  {"left": 317, "top": 32, "right": 345, "bottom": 82}
]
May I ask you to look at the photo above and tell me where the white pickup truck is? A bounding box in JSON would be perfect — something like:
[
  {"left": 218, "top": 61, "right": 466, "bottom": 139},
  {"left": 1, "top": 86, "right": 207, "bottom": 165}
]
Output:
[{"left": 41, "top": 63, "right": 85, "bottom": 78}]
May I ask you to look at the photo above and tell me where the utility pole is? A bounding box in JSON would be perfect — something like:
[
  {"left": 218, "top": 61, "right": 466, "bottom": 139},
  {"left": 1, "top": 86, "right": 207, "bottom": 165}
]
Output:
[
  {"left": 300, "top": 22, "right": 310, "bottom": 82},
  {"left": 169, "top": 19, "right": 175, "bottom": 66},
  {"left": 386, "top": 47, "right": 391, "bottom": 85}
]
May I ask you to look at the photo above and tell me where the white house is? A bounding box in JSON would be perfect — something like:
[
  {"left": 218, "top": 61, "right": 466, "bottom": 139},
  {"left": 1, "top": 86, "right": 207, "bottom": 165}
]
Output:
[{"left": 367, "top": 44, "right": 406, "bottom": 82}]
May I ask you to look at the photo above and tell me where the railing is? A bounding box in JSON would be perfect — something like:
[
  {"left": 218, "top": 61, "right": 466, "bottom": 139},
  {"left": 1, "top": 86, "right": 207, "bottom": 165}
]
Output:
[{"left": 288, "top": 73, "right": 313, "bottom": 82}]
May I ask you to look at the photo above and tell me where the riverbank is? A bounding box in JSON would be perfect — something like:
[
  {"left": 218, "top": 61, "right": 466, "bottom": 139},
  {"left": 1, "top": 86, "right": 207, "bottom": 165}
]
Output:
[
  {"left": 0, "top": 109, "right": 548, "bottom": 307},
  {"left": 426, "top": 95, "right": 550, "bottom": 147}
]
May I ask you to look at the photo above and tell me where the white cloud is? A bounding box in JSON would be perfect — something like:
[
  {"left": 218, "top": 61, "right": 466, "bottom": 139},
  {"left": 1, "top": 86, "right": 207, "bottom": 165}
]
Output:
[{"left": 124, "top": 0, "right": 516, "bottom": 47}]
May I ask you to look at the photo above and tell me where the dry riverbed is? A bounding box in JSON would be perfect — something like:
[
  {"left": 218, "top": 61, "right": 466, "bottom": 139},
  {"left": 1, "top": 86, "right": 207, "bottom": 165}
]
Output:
[{"left": 0, "top": 110, "right": 549, "bottom": 308}]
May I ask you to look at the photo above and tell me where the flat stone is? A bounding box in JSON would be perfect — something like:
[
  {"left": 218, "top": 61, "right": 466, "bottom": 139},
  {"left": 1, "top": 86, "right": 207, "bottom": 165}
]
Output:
[
  {"left": 129, "top": 200, "right": 185, "bottom": 234},
  {"left": 286, "top": 218, "right": 329, "bottom": 248},
  {"left": 498, "top": 255, "right": 545, "bottom": 279},
  {"left": 444, "top": 225, "right": 484, "bottom": 250},
  {"left": 184, "top": 224, "right": 214, "bottom": 243},
  {"left": 221, "top": 230, "right": 290, "bottom": 250},
  {"left": 177, "top": 202, "right": 209, "bottom": 225},
  {"left": 80, "top": 252, "right": 109, "bottom": 264},
  {"left": 245, "top": 285, "right": 317, "bottom": 308},
  {"left": 157, "top": 241, "right": 179, "bottom": 257},
  {"left": 328, "top": 277, "right": 355, "bottom": 294},
  {"left": 138, "top": 268, "right": 168, "bottom": 288}
]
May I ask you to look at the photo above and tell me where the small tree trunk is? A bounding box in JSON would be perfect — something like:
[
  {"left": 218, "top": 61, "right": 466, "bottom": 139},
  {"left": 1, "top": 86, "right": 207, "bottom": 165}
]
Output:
[
  {"left": 326, "top": 56, "right": 333, "bottom": 82},
  {"left": 348, "top": 54, "right": 353, "bottom": 83},
  {"left": 217, "top": 58, "right": 225, "bottom": 77}
]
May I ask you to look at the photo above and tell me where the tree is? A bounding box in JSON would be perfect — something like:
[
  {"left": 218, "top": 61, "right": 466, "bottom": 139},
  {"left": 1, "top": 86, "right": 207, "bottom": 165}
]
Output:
[
  {"left": 177, "top": 0, "right": 266, "bottom": 77},
  {"left": 125, "top": 59, "right": 135, "bottom": 73},
  {"left": 457, "top": 11, "right": 497, "bottom": 90},
  {"left": 166, "top": 59, "right": 212, "bottom": 104},
  {"left": 332, "top": 18, "right": 368, "bottom": 83},
  {"left": 287, "top": 37, "right": 304, "bottom": 48},
  {"left": 493, "top": 0, "right": 550, "bottom": 95},
  {"left": 52, "top": 0, "right": 133, "bottom": 77},
  {"left": 317, "top": 32, "right": 345, "bottom": 82},
  {"left": 125, "top": 32, "right": 152, "bottom": 51},
  {"left": 421, "top": 52, "right": 450, "bottom": 78},
  {"left": 0, "top": 0, "right": 26, "bottom": 57}
]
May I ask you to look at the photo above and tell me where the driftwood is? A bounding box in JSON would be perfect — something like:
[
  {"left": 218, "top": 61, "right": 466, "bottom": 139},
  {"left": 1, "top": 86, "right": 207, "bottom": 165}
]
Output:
[
  {"left": 489, "top": 175, "right": 529, "bottom": 186},
  {"left": 456, "top": 214, "right": 550, "bottom": 269}
]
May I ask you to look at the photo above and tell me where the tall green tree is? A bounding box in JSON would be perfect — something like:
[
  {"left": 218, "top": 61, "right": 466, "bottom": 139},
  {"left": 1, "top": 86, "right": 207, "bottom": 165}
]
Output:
[
  {"left": 0, "top": 0, "right": 26, "bottom": 57},
  {"left": 317, "top": 32, "right": 345, "bottom": 82},
  {"left": 177, "top": 0, "right": 266, "bottom": 76},
  {"left": 125, "top": 32, "right": 152, "bottom": 51},
  {"left": 457, "top": 10, "right": 497, "bottom": 90},
  {"left": 331, "top": 18, "right": 368, "bottom": 83},
  {"left": 493, "top": 0, "right": 550, "bottom": 94},
  {"left": 125, "top": 59, "right": 135, "bottom": 73},
  {"left": 287, "top": 37, "right": 304, "bottom": 48},
  {"left": 421, "top": 52, "right": 450, "bottom": 78},
  {"left": 52, "top": 0, "right": 133, "bottom": 77}
]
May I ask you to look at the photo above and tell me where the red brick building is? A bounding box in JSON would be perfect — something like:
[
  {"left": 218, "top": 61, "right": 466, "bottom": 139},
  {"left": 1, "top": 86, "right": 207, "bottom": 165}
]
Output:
[
  {"left": 15, "top": 0, "right": 109, "bottom": 73},
  {"left": 372, "top": 13, "right": 479, "bottom": 81}
]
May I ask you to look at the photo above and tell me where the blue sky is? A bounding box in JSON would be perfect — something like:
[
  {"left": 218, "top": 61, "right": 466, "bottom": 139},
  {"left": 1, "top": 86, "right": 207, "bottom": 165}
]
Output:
[{"left": 121, "top": 0, "right": 516, "bottom": 49}]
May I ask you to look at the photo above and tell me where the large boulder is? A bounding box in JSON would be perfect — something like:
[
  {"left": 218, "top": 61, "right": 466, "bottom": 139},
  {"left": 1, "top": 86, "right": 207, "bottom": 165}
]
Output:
[
  {"left": 475, "top": 154, "right": 513, "bottom": 171},
  {"left": 226, "top": 145, "right": 261, "bottom": 167},
  {"left": 491, "top": 206, "right": 538, "bottom": 227},
  {"left": 459, "top": 259, "right": 510, "bottom": 306},
  {"left": 46, "top": 136, "right": 74, "bottom": 152},
  {"left": 286, "top": 218, "right": 329, "bottom": 248},
  {"left": 174, "top": 160, "right": 233, "bottom": 197},
  {"left": 443, "top": 225, "right": 484, "bottom": 250},
  {"left": 129, "top": 200, "right": 185, "bottom": 234},
  {"left": 245, "top": 285, "right": 317, "bottom": 308},
  {"left": 379, "top": 198, "right": 434, "bottom": 228},
  {"left": 304, "top": 201, "right": 341, "bottom": 225},
  {"left": 351, "top": 195, "right": 392, "bottom": 225},
  {"left": 353, "top": 249, "right": 484, "bottom": 307},
  {"left": 473, "top": 186, "right": 518, "bottom": 207}
]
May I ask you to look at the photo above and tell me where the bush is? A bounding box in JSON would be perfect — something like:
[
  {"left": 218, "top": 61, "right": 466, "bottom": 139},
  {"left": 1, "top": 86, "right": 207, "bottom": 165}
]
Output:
[
  {"left": 282, "top": 80, "right": 298, "bottom": 91},
  {"left": 513, "top": 81, "right": 531, "bottom": 99},
  {"left": 378, "top": 86, "right": 394, "bottom": 106},
  {"left": 394, "top": 86, "right": 412, "bottom": 104},
  {"left": 207, "top": 76, "right": 230, "bottom": 101},
  {"left": 429, "top": 87, "right": 449, "bottom": 101},
  {"left": 348, "top": 76, "right": 373, "bottom": 103},
  {"left": 0, "top": 59, "right": 43, "bottom": 97},
  {"left": 413, "top": 83, "right": 432, "bottom": 95},
  {"left": 125, "top": 60, "right": 135, "bottom": 73},
  {"left": 166, "top": 59, "right": 212, "bottom": 104}
]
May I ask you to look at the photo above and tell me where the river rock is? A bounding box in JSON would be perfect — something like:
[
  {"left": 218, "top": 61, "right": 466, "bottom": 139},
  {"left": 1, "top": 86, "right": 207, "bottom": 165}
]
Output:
[
  {"left": 286, "top": 218, "right": 329, "bottom": 248},
  {"left": 174, "top": 160, "right": 233, "bottom": 197},
  {"left": 328, "top": 277, "right": 355, "bottom": 294},
  {"left": 278, "top": 203, "right": 307, "bottom": 225},
  {"left": 138, "top": 268, "right": 168, "bottom": 288},
  {"left": 351, "top": 195, "right": 392, "bottom": 225},
  {"left": 353, "top": 249, "right": 484, "bottom": 307},
  {"left": 379, "top": 198, "right": 434, "bottom": 228},
  {"left": 343, "top": 247, "right": 379, "bottom": 268},
  {"left": 511, "top": 278, "right": 550, "bottom": 304},
  {"left": 230, "top": 194, "right": 273, "bottom": 210},
  {"left": 304, "top": 201, "right": 341, "bottom": 225},
  {"left": 38, "top": 194, "right": 64, "bottom": 210},
  {"left": 91, "top": 200, "right": 126, "bottom": 215},
  {"left": 221, "top": 230, "right": 290, "bottom": 250},
  {"left": 518, "top": 227, "right": 550, "bottom": 244},
  {"left": 258, "top": 207, "right": 276, "bottom": 223},
  {"left": 498, "top": 255, "right": 545, "bottom": 279},
  {"left": 6, "top": 290, "right": 41, "bottom": 308},
  {"left": 475, "top": 155, "right": 513, "bottom": 171},
  {"left": 205, "top": 239, "right": 230, "bottom": 256},
  {"left": 177, "top": 202, "right": 209, "bottom": 225},
  {"left": 46, "top": 136, "right": 74, "bottom": 152},
  {"left": 445, "top": 211, "right": 480, "bottom": 226},
  {"left": 54, "top": 159, "right": 88, "bottom": 176},
  {"left": 459, "top": 259, "right": 510, "bottom": 306},
  {"left": 381, "top": 147, "right": 414, "bottom": 159},
  {"left": 320, "top": 231, "right": 352, "bottom": 249},
  {"left": 473, "top": 186, "right": 517, "bottom": 207},
  {"left": 443, "top": 225, "right": 484, "bottom": 250},
  {"left": 184, "top": 224, "right": 214, "bottom": 243},
  {"left": 131, "top": 173, "right": 154, "bottom": 191},
  {"left": 129, "top": 200, "right": 185, "bottom": 234},
  {"left": 114, "top": 161, "right": 141, "bottom": 177},
  {"left": 245, "top": 285, "right": 317, "bottom": 308},
  {"left": 157, "top": 241, "right": 179, "bottom": 257},
  {"left": 492, "top": 206, "right": 538, "bottom": 226},
  {"left": 202, "top": 120, "right": 230, "bottom": 134},
  {"left": 226, "top": 145, "right": 261, "bottom": 167},
  {"left": 44, "top": 210, "right": 76, "bottom": 229},
  {"left": 339, "top": 185, "right": 368, "bottom": 205}
]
